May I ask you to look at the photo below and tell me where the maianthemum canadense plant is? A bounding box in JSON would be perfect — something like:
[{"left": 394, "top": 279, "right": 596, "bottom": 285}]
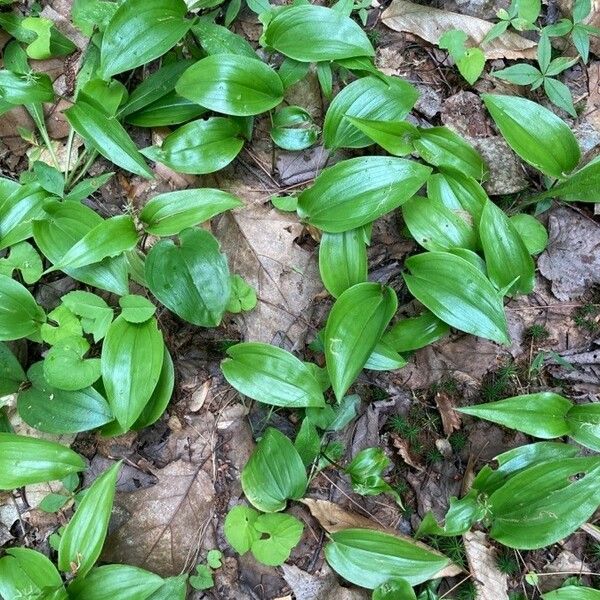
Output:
[{"left": 0, "top": 0, "right": 600, "bottom": 597}]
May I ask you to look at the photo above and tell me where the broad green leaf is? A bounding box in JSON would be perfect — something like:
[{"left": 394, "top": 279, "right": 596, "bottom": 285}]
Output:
[
  {"left": 48, "top": 215, "right": 138, "bottom": 272},
  {"left": 63, "top": 173, "right": 114, "bottom": 203},
  {"left": 535, "top": 154, "right": 600, "bottom": 202},
  {"left": 99, "top": 0, "right": 191, "bottom": 79},
  {"left": 0, "top": 69, "right": 54, "bottom": 104},
  {"left": 456, "top": 48, "right": 485, "bottom": 85},
  {"left": 323, "top": 76, "right": 418, "bottom": 149},
  {"left": 482, "top": 94, "right": 580, "bottom": 178},
  {"left": 403, "top": 252, "right": 509, "bottom": 344},
  {"left": 145, "top": 228, "right": 231, "bottom": 327},
  {"left": 191, "top": 19, "right": 257, "bottom": 58},
  {"left": 119, "top": 294, "right": 156, "bottom": 324},
  {"left": 34, "top": 202, "right": 129, "bottom": 295},
  {"left": 566, "top": 403, "right": 600, "bottom": 451},
  {"left": 40, "top": 305, "right": 83, "bottom": 346},
  {"left": 176, "top": 54, "right": 284, "bottom": 117},
  {"left": 0, "top": 274, "right": 45, "bottom": 341},
  {"left": 324, "top": 528, "right": 452, "bottom": 589},
  {"left": 33, "top": 161, "right": 64, "bottom": 197},
  {"left": 0, "top": 241, "right": 40, "bottom": 284},
  {"left": 373, "top": 579, "right": 417, "bottom": 600},
  {"left": 65, "top": 101, "right": 152, "bottom": 178},
  {"left": 364, "top": 341, "right": 407, "bottom": 371},
  {"left": 457, "top": 392, "right": 572, "bottom": 438},
  {"left": 297, "top": 157, "right": 431, "bottom": 233},
  {"left": 382, "top": 312, "right": 450, "bottom": 353},
  {"left": 78, "top": 78, "right": 128, "bottom": 119},
  {"left": 62, "top": 291, "right": 113, "bottom": 343},
  {"left": 148, "top": 575, "right": 188, "bottom": 600},
  {"left": 0, "top": 433, "right": 85, "bottom": 489},
  {"left": 324, "top": 282, "right": 397, "bottom": 400},
  {"left": 224, "top": 505, "right": 260, "bottom": 554},
  {"left": 43, "top": 336, "right": 101, "bottom": 391},
  {"left": 0, "top": 342, "right": 26, "bottom": 394},
  {"left": 403, "top": 195, "right": 478, "bottom": 252},
  {"left": 480, "top": 199, "right": 535, "bottom": 295},
  {"left": 305, "top": 394, "right": 359, "bottom": 431},
  {"left": 488, "top": 457, "right": 600, "bottom": 548},
  {"left": 251, "top": 513, "right": 303, "bottom": 566},
  {"left": 346, "top": 117, "right": 417, "bottom": 156},
  {"left": 124, "top": 92, "right": 206, "bottom": 127},
  {"left": 141, "top": 117, "right": 243, "bottom": 175},
  {"left": 510, "top": 213, "right": 548, "bottom": 254},
  {"left": 241, "top": 427, "right": 308, "bottom": 512},
  {"left": 101, "top": 315, "right": 164, "bottom": 429},
  {"left": 543, "top": 586, "right": 600, "bottom": 599},
  {"left": 21, "top": 17, "right": 75, "bottom": 60},
  {"left": 188, "top": 565, "right": 214, "bottom": 590},
  {"left": 141, "top": 188, "right": 242, "bottom": 236},
  {"left": 294, "top": 417, "right": 321, "bottom": 465},
  {"left": 67, "top": 565, "right": 164, "bottom": 600},
  {"left": 58, "top": 462, "right": 120, "bottom": 578},
  {"left": 261, "top": 5, "right": 374, "bottom": 62},
  {"left": 319, "top": 229, "right": 368, "bottom": 298},
  {"left": 39, "top": 493, "right": 70, "bottom": 512},
  {"left": 222, "top": 342, "right": 325, "bottom": 408},
  {"left": 18, "top": 362, "right": 112, "bottom": 433},
  {"left": 270, "top": 105, "right": 318, "bottom": 151},
  {"left": 278, "top": 57, "right": 310, "bottom": 88},
  {"left": 72, "top": 0, "right": 119, "bottom": 36}
]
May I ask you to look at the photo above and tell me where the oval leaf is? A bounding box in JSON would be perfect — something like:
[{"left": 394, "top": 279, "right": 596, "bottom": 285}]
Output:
[
  {"left": 0, "top": 274, "right": 45, "bottom": 341},
  {"left": 382, "top": 312, "right": 450, "bottom": 353},
  {"left": 566, "top": 403, "right": 600, "bottom": 452}
]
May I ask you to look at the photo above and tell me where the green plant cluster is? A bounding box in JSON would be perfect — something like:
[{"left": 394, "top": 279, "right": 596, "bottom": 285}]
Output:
[{"left": 0, "top": 0, "right": 599, "bottom": 598}]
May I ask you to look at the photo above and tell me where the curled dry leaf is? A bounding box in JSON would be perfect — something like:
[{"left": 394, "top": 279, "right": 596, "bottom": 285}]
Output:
[
  {"left": 390, "top": 432, "right": 425, "bottom": 471},
  {"left": 381, "top": 0, "right": 537, "bottom": 60},
  {"left": 463, "top": 530, "right": 509, "bottom": 600},
  {"left": 435, "top": 392, "right": 462, "bottom": 437}
]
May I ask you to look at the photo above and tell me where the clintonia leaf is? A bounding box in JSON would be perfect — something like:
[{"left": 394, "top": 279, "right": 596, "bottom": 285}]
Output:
[
  {"left": 482, "top": 94, "right": 580, "bottom": 179},
  {"left": 488, "top": 457, "right": 600, "bottom": 549},
  {"left": 98, "top": 0, "right": 191, "bottom": 79},
  {"left": 457, "top": 392, "right": 573, "bottom": 438},
  {"left": 297, "top": 157, "right": 431, "bottom": 233},
  {"left": 323, "top": 76, "right": 418, "bottom": 149},
  {"left": 479, "top": 199, "right": 535, "bottom": 296},
  {"left": 510, "top": 213, "right": 548, "bottom": 255},
  {"left": 345, "top": 447, "right": 399, "bottom": 500},
  {"left": 0, "top": 274, "right": 46, "bottom": 341},
  {"left": 373, "top": 579, "right": 417, "bottom": 600},
  {"left": 542, "top": 586, "right": 600, "bottom": 599},
  {"left": 0, "top": 342, "right": 26, "bottom": 394},
  {"left": 535, "top": 154, "right": 600, "bottom": 203},
  {"left": 58, "top": 462, "right": 120, "bottom": 578},
  {"left": 319, "top": 229, "right": 368, "bottom": 298},
  {"left": 565, "top": 403, "right": 600, "bottom": 451},
  {"left": 0, "top": 433, "right": 85, "bottom": 490},
  {"left": 222, "top": 342, "right": 325, "bottom": 408},
  {"left": 364, "top": 341, "right": 407, "bottom": 371},
  {"left": 260, "top": 4, "right": 374, "bottom": 62},
  {"left": 324, "top": 528, "right": 452, "bottom": 589},
  {"left": 403, "top": 252, "right": 510, "bottom": 345},
  {"left": 382, "top": 312, "right": 450, "bottom": 353},
  {"left": 125, "top": 92, "right": 206, "bottom": 128},
  {"left": 140, "top": 189, "right": 243, "bottom": 236},
  {"left": 176, "top": 54, "right": 284, "bottom": 116},
  {"left": 270, "top": 105, "right": 319, "bottom": 151},
  {"left": 324, "top": 282, "right": 397, "bottom": 400},
  {"left": 241, "top": 427, "right": 307, "bottom": 512},
  {"left": 346, "top": 117, "right": 417, "bottom": 156},
  {"left": 145, "top": 228, "right": 231, "bottom": 327},
  {"left": 294, "top": 417, "right": 321, "bottom": 465}
]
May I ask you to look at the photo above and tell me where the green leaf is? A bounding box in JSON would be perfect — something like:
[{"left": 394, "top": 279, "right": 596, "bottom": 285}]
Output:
[
  {"left": 480, "top": 199, "right": 535, "bottom": 295},
  {"left": 33, "top": 161, "right": 64, "bottom": 197},
  {"left": 0, "top": 274, "right": 45, "bottom": 341},
  {"left": 119, "top": 294, "right": 156, "bottom": 324},
  {"left": 189, "top": 564, "right": 214, "bottom": 590},
  {"left": 33, "top": 201, "right": 129, "bottom": 295},
  {"left": 101, "top": 315, "right": 164, "bottom": 429},
  {"left": 324, "top": 282, "right": 397, "bottom": 400},
  {"left": 565, "top": 403, "right": 600, "bottom": 451},
  {"left": 124, "top": 91, "right": 207, "bottom": 128},
  {"left": 22, "top": 16, "right": 75, "bottom": 59},
  {"left": 544, "top": 76, "right": 577, "bottom": 118},
  {"left": 99, "top": 0, "right": 191, "bottom": 79},
  {"left": 364, "top": 341, "right": 407, "bottom": 371},
  {"left": 251, "top": 513, "right": 303, "bottom": 566},
  {"left": 319, "top": 229, "right": 368, "bottom": 298},
  {"left": 0, "top": 69, "right": 54, "bottom": 104},
  {"left": 43, "top": 337, "right": 101, "bottom": 391},
  {"left": 226, "top": 274, "right": 257, "bottom": 313},
  {"left": 241, "top": 427, "right": 308, "bottom": 512},
  {"left": 40, "top": 306, "right": 83, "bottom": 346},
  {"left": 373, "top": 579, "right": 417, "bottom": 600},
  {"left": 323, "top": 75, "right": 417, "bottom": 149},
  {"left": 148, "top": 575, "right": 187, "bottom": 600},
  {"left": 40, "top": 492, "right": 71, "bottom": 513},
  {"left": 140, "top": 188, "right": 242, "bottom": 236},
  {"left": 488, "top": 457, "right": 600, "bottom": 548},
  {"left": 19, "top": 362, "right": 112, "bottom": 433},
  {"left": 72, "top": 0, "right": 119, "bottom": 36},
  {"left": 63, "top": 173, "right": 114, "bottom": 203},
  {"left": 270, "top": 105, "right": 318, "bottom": 151},
  {"left": 224, "top": 505, "right": 260, "bottom": 554},
  {"left": 294, "top": 417, "right": 321, "bottom": 465},
  {"left": 176, "top": 54, "right": 284, "bottom": 117},
  {"left": 542, "top": 586, "right": 600, "bottom": 600},
  {"left": 382, "top": 312, "right": 450, "bottom": 353},
  {"left": 278, "top": 57, "right": 310, "bottom": 88},
  {"left": 482, "top": 94, "right": 580, "bottom": 178},
  {"left": 439, "top": 29, "right": 467, "bottom": 58},
  {"left": 192, "top": 19, "right": 257, "bottom": 58},
  {"left": 48, "top": 215, "right": 138, "bottom": 272},
  {"left": 306, "top": 393, "right": 359, "bottom": 431},
  {"left": 572, "top": 25, "right": 590, "bottom": 61},
  {"left": 62, "top": 291, "right": 113, "bottom": 343},
  {"left": 535, "top": 154, "right": 600, "bottom": 202},
  {"left": 206, "top": 549, "right": 222, "bottom": 569},
  {"left": 141, "top": 117, "right": 244, "bottom": 175},
  {"left": 456, "top": 48, "right": 485, "bottom": 85},
  {"left": 0, "top": 433, "right": 85, "bottom": 490},
  {"left": 145, "top": 228, "right": 231, "bottom": 327},
  {"left": 67, "top": 565, "right": 164, "bottom": 600},
  {"left": 493, "top": 63, "right": 543, "bottom": 85},
  {"left": 222, "top": 342, "right": 325, "bottom": 408},
  {"left": 346, "top": 447, "right": 398, "bottom": 499},
  {"left": 261, "top": 4, "right": 374, "bottom": 62},
  {"left": 403, "top": 195, "right": 478, "bottom": 252},
  {"left": 346, "top": 118, "right": 417, "bottom": 156},
  {"left": 65, "top": 101, "right": 153, "bottom": 178},
  {"left": 0, "top": 342, "right": 26, "bottom": 394},
  {"left": 403, "top": 252, "right": 509, "bottom": 344},
  {"left": 457, "top": 392, "right": 572, "bottom": 438},
  {"left": 546, "top": 56, "right": 579, "bottom": 77},
  {"left": 510, "top": 213, "right": 548, "bottom": 254},
  {"left": 324, "top": 528, "right": 452, "bottom": 589},
  {"left": 0, "top": 241, "right": 42, "bottom": 284},
  {"left": 297, "top": 157, "right": 431, "bottom": 233}
]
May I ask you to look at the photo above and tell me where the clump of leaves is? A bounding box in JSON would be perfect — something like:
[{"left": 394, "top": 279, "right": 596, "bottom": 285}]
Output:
[
  {"left": 439, "top": 29, "right": 485, "bottom": 85},
  {"left": 189, "top": 550, "right": 223, "bottom": 591}
]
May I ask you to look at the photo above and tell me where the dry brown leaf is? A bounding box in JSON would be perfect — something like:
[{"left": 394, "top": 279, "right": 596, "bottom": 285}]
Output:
[
  {"left": 390, "top": 432, "right": 425, "bottom": 471},
  {"left": 581, "top": 522, "right": 600, "bottom": 543},
  {"left": 463, "top": 530, "right": 509, "bottom": 600},
  {"left": 435, "top": 392, "right": 462, "bottom": 437},
  {"left": 301, "top": 499, "right": 463, "bottom": 578},
  {"left": 381, "top": 0, "right": 537, "bottom": 60},
  {"left": 102, "top": 459, "right": 216, "bottom": 576},
  {"left": 282, "top": 564, "right": 369, "bottom": 600}
]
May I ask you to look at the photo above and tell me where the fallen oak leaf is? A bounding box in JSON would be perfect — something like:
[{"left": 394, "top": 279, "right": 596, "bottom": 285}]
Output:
[
  {"left": 463, "top": 531, "right": 509, "bottom": 600},
  {"left": 381, "top": 0, "right": 537, "bottom": 60},
  {"left": 390, "top": 432, "right": 425, "bottom": 472}
]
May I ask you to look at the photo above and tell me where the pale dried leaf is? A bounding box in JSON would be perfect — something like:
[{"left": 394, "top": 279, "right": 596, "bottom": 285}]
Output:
[
  {"left": 381, "top": 0, "right": 537, "bottom": 59},
  {"left": 581, "top": 522, "right": 600, "bottom": 543},
  {"left": 282, "top": 564, "right": 369, "bottom": 600},
  {"left": 463, "top": 530, "right": 509, "bottom": 600},
  {"left": 391, "top": 432, "right": 425, "bottom": 471},
  {"left": 102, "top": 459, "right": 216, "bottom": 576},
  {"left": 435, "top": 392, "right": 462, "bottom": 437}
]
